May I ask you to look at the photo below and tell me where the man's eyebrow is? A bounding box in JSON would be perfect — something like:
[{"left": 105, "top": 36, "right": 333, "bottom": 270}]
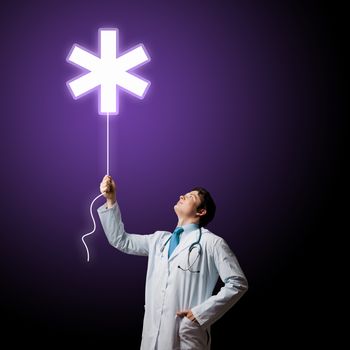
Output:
[{"left": 189, "top": 192, "right": 199, "bottom": 199}]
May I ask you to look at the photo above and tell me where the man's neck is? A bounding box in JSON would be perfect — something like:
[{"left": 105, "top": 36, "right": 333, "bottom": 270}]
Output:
[{"left": 176, "top": 217, "right": 199, "bottom": 227}]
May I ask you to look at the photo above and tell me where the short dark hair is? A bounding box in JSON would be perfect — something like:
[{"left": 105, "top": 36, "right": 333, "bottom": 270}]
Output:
[{"left": 190, "top": 187, "right": 216, "bottom": 228}]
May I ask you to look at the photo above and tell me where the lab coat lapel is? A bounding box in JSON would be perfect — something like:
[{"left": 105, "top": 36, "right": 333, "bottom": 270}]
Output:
[{"left": 168, "top": 229, "right": 199, "bottom": 262}]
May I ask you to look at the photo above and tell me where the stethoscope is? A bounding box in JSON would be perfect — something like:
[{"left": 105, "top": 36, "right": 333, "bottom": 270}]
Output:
[{"left": 160, "top": 227, "right": 202, "bottom": 273}]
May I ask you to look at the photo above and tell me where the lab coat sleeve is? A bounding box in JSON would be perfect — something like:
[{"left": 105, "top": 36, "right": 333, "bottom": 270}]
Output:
[
  {"left": 191, "top": 237, "right": 248, "bottom": 327},
  {"left": 97, "top": 200, "right": 153, "bottom": 256}
]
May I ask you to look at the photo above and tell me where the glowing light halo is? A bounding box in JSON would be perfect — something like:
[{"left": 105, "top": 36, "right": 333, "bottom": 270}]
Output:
[{"left": 66, "top": 27, "right": 151, "bottom": 115}]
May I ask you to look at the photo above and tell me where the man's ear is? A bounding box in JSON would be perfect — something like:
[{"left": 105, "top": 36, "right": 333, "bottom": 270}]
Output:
[{"left": 196, "top": 208, "right": 207, "bottom": 217}]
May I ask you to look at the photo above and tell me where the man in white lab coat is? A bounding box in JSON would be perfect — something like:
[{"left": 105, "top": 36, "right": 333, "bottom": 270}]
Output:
[{"left": 98, "top": 175, "right": 248, "bottom": 350}]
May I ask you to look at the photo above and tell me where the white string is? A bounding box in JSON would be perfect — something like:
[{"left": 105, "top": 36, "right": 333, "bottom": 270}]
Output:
[
  {"left": 81, "top": 192, "right": 104, "bottom": 262},
  {"left": 81, "top": 112, "right": 110, "bottom": 262},
  {"left": 107, "top": 112, "right": 109, "bottom": 176}
]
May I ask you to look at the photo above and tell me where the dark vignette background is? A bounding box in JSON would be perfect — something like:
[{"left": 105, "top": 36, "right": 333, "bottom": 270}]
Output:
[{"left": 0, "top": 0, "right": 345, "bottom": 347}]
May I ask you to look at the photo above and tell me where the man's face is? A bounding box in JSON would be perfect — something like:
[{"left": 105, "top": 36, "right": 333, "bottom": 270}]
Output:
[{"left": 174, "top": 190, "right": 202, "bottom": 219}]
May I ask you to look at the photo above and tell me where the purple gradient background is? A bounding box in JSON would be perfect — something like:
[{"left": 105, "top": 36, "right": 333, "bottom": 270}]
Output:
[{"left": 0, "top": 0, "right": 344, "bottom": 347}]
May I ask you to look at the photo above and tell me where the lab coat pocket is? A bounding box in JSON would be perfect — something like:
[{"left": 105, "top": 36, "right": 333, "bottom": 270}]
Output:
[{"left": 179, "top": 316, "right": 207, "bottom": 349}]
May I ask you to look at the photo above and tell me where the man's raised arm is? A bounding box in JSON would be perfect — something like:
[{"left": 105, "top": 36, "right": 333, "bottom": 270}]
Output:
[{"left": 98, "top": 175, "right": 153, "bottom": 256}]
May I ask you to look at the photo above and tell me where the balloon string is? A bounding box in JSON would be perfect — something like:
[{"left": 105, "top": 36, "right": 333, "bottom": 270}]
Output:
[{"left": 81, "top": 112, "right": 110, "bottom": 262}]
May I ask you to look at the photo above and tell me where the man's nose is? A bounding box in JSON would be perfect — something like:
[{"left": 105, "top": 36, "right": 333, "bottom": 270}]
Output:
[{"left": 179, "top": 195, "right": 184, "bottom": 200}]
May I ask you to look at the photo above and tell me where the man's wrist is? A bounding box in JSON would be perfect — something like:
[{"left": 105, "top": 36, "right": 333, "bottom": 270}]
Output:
[
  {"left": 106, "top": 198, "right": 116, "bottom": 208},
  {"left": 187, "top": 310, "right": 199, "bottom": 324}
]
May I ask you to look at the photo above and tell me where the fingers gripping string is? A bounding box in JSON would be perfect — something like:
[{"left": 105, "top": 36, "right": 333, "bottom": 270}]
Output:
[{"left": 81, "top": 112, "right": 110, "bottom": 262}]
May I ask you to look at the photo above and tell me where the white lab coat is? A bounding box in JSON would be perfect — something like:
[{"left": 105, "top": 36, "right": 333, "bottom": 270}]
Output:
[{"left": 97, "top": 200, "right": 248, "bottom": 350}]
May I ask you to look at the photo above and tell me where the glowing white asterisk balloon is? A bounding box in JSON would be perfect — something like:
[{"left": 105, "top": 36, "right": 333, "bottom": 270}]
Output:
[{"left": 66, "top": 28, "right": 151, "bottom": 115}]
